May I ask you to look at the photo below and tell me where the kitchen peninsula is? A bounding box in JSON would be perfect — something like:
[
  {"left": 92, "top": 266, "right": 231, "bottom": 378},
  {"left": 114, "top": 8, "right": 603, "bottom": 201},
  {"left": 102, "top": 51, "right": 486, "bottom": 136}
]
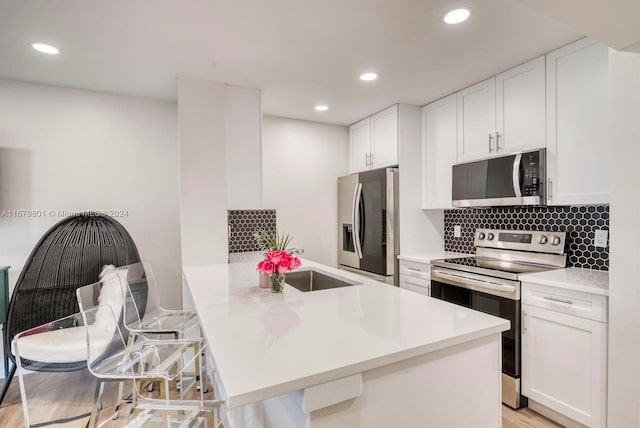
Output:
[{"left": 183, "top": 259, "right": 509, "bottom": 428}]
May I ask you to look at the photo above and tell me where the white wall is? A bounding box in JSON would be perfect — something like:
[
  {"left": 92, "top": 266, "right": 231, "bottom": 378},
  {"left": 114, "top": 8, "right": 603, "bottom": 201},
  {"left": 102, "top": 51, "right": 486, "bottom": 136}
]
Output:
[
  {"left": 0, "top": 80, "right": 182, "bottom": 380},
  {"left": 397, "top": 104, "right": 444, "bottom": 254},
  {"left": 262, "top": 116, "right": 348, "bottom": 267},
  {"left": 0, "top": 79, "right": 181, "bottom": 302},
  {"left": 607, "top": 49, "right": 640, "bottom": 428}
]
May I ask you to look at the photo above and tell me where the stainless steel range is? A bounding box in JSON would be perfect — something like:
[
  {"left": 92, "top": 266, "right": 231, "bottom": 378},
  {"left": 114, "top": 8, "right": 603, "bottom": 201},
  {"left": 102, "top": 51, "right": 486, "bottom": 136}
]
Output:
[{"left": 430, "top": 228, "right": 567, "bottom": 409}]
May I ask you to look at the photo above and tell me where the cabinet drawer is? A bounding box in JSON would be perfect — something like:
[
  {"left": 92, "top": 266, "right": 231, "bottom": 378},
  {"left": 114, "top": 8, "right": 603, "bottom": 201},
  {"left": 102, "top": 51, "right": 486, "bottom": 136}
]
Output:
[
  {"left": 522, "top": 282, "right": 607, "bottom": 322},
  {"left": 399, "top": 260, "right": 431, "bottom": 280},
  {"left": 399, "top": 274, "right": 430, "bottom": 296}
]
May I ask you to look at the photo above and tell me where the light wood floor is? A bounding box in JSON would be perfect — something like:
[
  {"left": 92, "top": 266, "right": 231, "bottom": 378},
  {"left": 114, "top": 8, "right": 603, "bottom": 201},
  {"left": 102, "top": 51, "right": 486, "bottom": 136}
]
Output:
[
  {"left": 0, "top": 370, "right": 218, "bottom": 427},
  {"left": 503, "top": 405, "right": 563, "bottom": 428},
  {"left": 0, "top": 372, "right": 561, "bottom": 427}
]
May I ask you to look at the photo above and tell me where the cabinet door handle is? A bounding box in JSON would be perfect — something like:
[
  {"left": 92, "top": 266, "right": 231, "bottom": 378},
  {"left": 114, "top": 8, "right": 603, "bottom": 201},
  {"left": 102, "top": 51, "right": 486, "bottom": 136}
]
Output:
[
  {"left": 370, "top": 152, "right": 374, "bottom": 166},
  {"left": 365, "top": 153, "right": 369, "bottom": 167},
  {"left": 522, "top": 310, "right": 527, "bottom": 334},
  {"left": 488, "top": 134, "right": 494, "bottom": 153},
  {"left": 496, "top": 132, "right": 502, "bottom": 152},
  {"left": 543, "top": 296, "right": 573, "bottom": 305},
  {"left": 548, "top": 178, "right": 553, "bottom": 200}
]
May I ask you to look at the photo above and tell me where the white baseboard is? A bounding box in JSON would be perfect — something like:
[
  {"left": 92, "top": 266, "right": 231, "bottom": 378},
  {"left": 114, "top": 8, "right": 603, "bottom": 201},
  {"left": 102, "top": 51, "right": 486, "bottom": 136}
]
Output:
[{"left": 529, "top": 399, "right": 588, "bottom": 428}]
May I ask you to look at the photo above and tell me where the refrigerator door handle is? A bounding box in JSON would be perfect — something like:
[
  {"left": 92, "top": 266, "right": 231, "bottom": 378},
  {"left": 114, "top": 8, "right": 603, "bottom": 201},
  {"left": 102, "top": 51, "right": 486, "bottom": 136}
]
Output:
[{"left": 353, "top": 183, "right": 363, "bottom": 259}]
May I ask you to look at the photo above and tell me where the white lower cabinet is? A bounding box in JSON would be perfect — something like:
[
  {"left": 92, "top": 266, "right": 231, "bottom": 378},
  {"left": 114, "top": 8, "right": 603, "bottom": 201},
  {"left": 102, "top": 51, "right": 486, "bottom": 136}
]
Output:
[
  {"left": 399, "top": 260, "right": 431, "bottom": 296},
  {"left": 522, "top": 283, "right": 607, "bottom": 428}
]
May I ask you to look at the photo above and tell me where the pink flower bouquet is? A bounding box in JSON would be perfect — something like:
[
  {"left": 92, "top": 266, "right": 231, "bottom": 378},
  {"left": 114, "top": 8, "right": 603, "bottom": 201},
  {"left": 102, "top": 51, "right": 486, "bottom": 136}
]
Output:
[{"left": 257, "top": 250, "right": 302, "bottom": 293}]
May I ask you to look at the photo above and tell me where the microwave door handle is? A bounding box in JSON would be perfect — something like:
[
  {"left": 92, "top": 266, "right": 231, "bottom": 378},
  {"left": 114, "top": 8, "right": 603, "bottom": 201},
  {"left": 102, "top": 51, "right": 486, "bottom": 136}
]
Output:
[
  {"left": 353, "top": 183, "right": 363, "bottom": 259},
  {"left": 512, "top": 153, "right": 522, "bottom": 198}
]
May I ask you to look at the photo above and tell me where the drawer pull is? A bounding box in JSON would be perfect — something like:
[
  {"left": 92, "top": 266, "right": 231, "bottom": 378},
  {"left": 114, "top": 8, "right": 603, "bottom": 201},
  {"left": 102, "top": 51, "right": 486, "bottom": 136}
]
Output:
[
  {"left": 543, "top": 296, "right": 573, "bottom": 305},
  {"left": 406, "top": 267, "right": 423, "bottom": 272}
]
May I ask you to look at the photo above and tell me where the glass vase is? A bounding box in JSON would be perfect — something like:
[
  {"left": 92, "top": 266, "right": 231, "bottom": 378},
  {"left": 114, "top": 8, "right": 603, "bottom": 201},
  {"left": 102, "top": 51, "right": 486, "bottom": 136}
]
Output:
[{"left": 270, "top": 274, "right": 285, "bottom": 293}]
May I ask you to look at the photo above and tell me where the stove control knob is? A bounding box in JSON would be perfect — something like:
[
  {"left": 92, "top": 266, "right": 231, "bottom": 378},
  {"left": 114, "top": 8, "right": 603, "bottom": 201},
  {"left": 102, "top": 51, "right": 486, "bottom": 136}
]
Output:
[
  {"left": 538, "top": 235, "right": 548, "bottom": 245},
  {"left": 477, "top": 232, "right": 486, "bottom": 240},
  {"left": 487, "top": 233, "right": 495, "bottom": 240},
  {"left": 551, "top": 235, "right": 562, "bottom": 246}
]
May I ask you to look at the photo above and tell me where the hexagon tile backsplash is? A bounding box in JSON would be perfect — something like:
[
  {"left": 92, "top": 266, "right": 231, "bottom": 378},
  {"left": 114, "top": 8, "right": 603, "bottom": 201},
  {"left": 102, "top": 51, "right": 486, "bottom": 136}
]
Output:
[
  {"left": 228, "top": 209, "right": 277, "bottom": 253},
  {"left": 444, "top": 205, "right": 609, "bottom": 270}
]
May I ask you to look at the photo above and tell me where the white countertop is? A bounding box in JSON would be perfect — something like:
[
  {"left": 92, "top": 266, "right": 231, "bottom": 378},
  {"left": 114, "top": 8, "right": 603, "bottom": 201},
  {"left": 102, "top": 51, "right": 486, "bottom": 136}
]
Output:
[
  {"left": 183, "top": 258, "right": 509, "bottom": 409},
  {"left": 519, "top": 267, "right": 610, "bottom": 296},
  {"left": 397, "top": 251, "right": 472, "bottom": 264}
]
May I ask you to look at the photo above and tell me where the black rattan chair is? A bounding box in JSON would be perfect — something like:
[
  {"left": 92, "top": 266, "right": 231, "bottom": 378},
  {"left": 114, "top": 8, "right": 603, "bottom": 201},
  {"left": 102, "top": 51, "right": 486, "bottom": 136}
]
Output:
[{"left": 0, "top": 213, "right": 140, "bottom": 406}]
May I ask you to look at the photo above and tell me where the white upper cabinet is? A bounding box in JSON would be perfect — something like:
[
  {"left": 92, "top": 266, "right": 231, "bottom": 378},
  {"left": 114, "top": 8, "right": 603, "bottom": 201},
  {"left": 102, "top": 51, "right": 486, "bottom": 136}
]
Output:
[
  {"left": 457, "top": 78, "right": 496, "bottom": 162},
  {"left": 422, "top": 94, "right": 457, "bottom": 209},
  {"left": 349, "top": 117, "right": 371, "bottom": 173},
  {"left": 546, "top": 38, "right": 609, "bottom": 206},
  {"left": 348, "top": 105, "right": 398, "bottom": 173},
  {"left": 457, "top": 56, "right": 546, "bottom": 163},
  {"left": 496, "top": 56, "right": 546, "bottom": 154},
  {"left": 371, "top": 105, "right": 399, "bottom": 169}
]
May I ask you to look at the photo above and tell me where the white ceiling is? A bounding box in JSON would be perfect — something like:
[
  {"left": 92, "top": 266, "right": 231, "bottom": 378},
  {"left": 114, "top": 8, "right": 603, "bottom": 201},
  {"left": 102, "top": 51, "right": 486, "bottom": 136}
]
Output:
[
  {"left": 515, "top": 0, "right": 640, "bottom": 52},
  {"left": 0, "top": 0, "right": 584, "bottom": 125}
]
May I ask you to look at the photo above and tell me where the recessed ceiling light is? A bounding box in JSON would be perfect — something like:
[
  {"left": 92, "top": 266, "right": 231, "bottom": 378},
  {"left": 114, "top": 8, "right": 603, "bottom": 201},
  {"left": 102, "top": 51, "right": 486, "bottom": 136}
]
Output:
[
  {"left": 360, "top": 72, "right": 378, "bottom": 81},
  {"left": 315, "top": 105, "right": 329, "bottom": 112},
  {"left": 32, "top": 43, "right": 60, "bottom": 55},
  {"left": 444, "top": 8, "right": 470, "bottom": 25}
]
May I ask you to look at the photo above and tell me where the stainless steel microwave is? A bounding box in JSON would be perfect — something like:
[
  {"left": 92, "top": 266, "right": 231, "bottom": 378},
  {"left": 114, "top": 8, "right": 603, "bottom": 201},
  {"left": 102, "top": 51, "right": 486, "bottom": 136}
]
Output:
[{"left": 452, "top": 149, "right": 546, "bottom": 207}]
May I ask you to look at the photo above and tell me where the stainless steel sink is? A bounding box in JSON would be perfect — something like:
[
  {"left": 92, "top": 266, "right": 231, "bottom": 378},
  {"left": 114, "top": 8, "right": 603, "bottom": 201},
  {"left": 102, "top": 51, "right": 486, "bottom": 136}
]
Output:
[{"left": 285, "top": 269, "right": 360, "bottom": 292}]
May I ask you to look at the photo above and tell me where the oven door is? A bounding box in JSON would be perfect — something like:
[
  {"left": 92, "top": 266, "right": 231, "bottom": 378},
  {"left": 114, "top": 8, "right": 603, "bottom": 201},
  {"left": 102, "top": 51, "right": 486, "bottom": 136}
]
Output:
[{"left": 430, "top": 267, "right": 521, "bottom": 379}]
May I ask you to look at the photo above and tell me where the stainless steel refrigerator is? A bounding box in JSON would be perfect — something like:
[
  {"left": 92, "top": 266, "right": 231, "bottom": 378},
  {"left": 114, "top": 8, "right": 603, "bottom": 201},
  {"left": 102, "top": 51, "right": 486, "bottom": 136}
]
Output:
[{"left": 338, "top": 167, "right": 399, "bottom": 285}]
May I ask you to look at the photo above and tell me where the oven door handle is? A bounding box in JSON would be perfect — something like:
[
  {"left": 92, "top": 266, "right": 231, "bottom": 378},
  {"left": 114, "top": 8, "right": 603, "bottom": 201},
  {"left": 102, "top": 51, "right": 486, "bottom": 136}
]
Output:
[{"left": 433, "top": 270, "right": 516, "bottom": 294}]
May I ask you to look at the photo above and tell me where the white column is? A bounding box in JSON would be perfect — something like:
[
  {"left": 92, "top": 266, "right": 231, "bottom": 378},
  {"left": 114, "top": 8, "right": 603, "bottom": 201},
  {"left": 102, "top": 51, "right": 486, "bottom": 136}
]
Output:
[
  {"left": 178, "top": 78, "right": 262, "bottom": 274},
  {"left": 225, "top": 85, "right": 262, "bottom": 209},
  {"left": 608, "top": 48, "right": 640, "bottom": 427},
  {"left": 178, "top": 76, "right": 229, "bottom": 266}
]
